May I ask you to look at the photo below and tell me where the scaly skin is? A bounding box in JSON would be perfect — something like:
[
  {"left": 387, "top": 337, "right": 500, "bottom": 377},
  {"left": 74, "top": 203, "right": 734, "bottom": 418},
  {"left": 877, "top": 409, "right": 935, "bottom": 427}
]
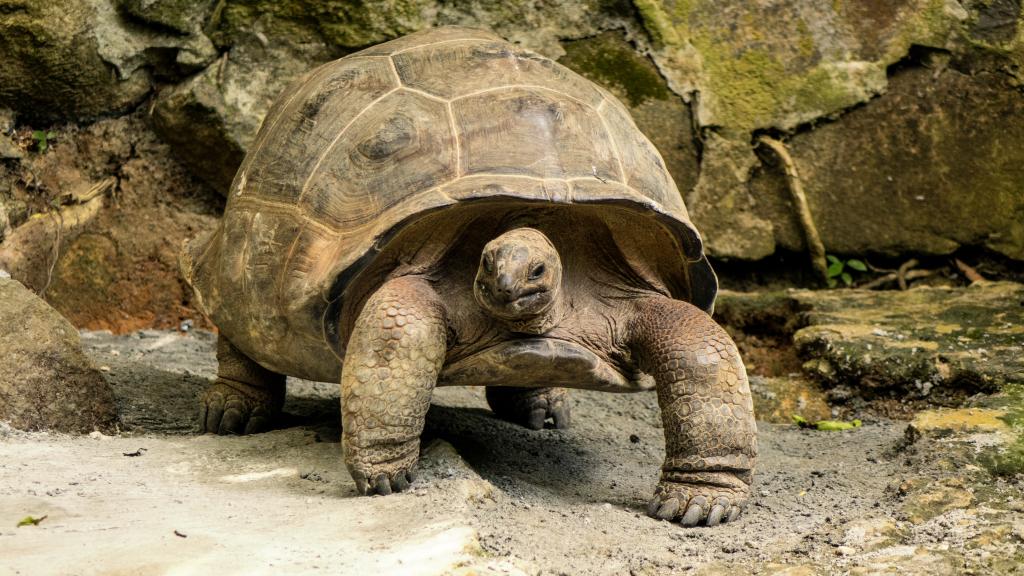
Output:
[
  {"left": 630, "top": 296, "right": 757, "bottom": 527},
  {"left": 199, "top": 337, "right": 285, "bottom": 435},
  {"left": 486, "top": 386, "right": 571, "bottom": 430},
  {"left": 341, "top": 276, "right": 446, "bottom": 495}
]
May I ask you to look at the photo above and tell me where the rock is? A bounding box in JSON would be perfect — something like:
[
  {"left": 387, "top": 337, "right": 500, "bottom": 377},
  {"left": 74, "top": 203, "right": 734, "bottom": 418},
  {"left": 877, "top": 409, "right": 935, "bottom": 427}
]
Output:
[
  {"left": 0, "top": 109, "right": 22, "bottom": 159},
  {"left": 118, "top": 0, "right": 215, "bottom": 35},
  {"left": 0, "top": 0, "right": 148, "bottom": 122},
  {"left": 749, "top": 375, "right": 832, "bottom": 424},
  {"left": 0, "top": 0, "right": 217, "bottom": 123},
  {"left": 841, "top": 518, "right": 904, "bottom": 552},
  {"left": 630, "top": 0, "right": 1024, "bottom": 262},
  {"left": 911, "top": 395, "right": 1024, "bottom": 478},
  {"left": 775, "top": 62, "right": 1024, "bottom": 260},
  {"left": 716, "top": 282, "right": 1024, "bottom": 406},
  {"left": 692, "top": 57, "right": 1024, "bottom": 260},
  {"left": 901, "top": 478, "right": 974, "bottom": 524},
  {"left": 214, "top": 0, "right": 634, "bottom": 58},
  {"left": 847, "top": 545, "right": 959, "bottom": 576},
  {"left": 634, "top": 0, "right": 962, "bottom": 132},
  {"left": 791, "top": 282, "right": 1024, "bottom": 399},
  {"left": 687, "top": 134, "right": 778, "bottom": 260},
  {"left": 0, "top": 278, "right": 116, "bottom": 432},
  {"left": 911, "top": 407, "right": 1012, "bottom": 436},
  {"left": 755, "top": 566, "right": 818, "bottom": 576}
]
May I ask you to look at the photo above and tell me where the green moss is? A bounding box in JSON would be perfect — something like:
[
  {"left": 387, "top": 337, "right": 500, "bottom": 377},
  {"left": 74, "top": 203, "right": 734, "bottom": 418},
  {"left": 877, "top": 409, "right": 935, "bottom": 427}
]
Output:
[
  {"left": 631, "top": 0, "right": 970, "bottom": 130},
  {"left": 796, "top": 19, "right": 816, "bottom": 60},
  {"left": 694, "top": 42, "right": 785, "bottom": 128},
  {"left": 560, "top": 32, "right": 672, "bottom": 106},
  {"left": 978, "top": 384, "right": 1024, "bottom": 476},
  {"left": 633, "top": 0, "right": 684, "bottom": 47}
]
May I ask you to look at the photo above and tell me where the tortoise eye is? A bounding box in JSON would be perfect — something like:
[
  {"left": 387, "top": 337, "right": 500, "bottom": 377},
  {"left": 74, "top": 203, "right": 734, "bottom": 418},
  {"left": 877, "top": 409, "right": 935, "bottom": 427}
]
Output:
[{"left": 529, "top": 264, "right": 545, "bottom": 280}]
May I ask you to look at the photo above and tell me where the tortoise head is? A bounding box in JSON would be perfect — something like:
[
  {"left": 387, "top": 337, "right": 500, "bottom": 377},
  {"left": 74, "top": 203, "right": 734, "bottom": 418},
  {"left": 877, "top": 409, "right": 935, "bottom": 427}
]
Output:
[{"left": 474, "top": 228, "right": 563, "bottom": 333}]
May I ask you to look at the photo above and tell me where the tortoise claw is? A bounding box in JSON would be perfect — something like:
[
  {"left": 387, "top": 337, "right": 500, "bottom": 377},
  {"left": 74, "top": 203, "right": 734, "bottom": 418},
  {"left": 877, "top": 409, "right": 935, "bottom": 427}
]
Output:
[
  {"left": 198, "top": 380, "right": 280, "bottom": 435},
  {"left": 646, "top": 481, "right": 748, "bottom": 528}
]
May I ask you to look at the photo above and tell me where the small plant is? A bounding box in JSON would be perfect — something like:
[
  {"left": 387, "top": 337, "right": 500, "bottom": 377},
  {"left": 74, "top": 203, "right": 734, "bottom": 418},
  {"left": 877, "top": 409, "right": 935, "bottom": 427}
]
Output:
[
  {"left": 826, "top": 254, "right": 867, "bottom": 287},
  {"left": 32, "top": 130, "right": 55, "bottom": 153}
]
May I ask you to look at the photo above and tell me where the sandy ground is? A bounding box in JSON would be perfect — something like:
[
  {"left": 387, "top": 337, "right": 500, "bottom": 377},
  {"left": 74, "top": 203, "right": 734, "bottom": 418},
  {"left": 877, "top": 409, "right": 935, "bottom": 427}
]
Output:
[{"left": 1, "top": 330, "right": 1020, "bottom": 575}]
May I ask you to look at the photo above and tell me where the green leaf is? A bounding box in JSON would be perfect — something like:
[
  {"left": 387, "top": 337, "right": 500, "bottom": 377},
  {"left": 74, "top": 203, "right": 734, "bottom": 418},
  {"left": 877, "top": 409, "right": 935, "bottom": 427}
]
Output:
[
  {"left": 32, "top": 130, "right": 49, "bottom": 153},
  {"left": 793, "top": 415, "right": 862, "bottom": 431},
  {"left": 841, "top": 272, "right": 853, "bottom": 286},
  {"left": 846, "top": 259, "right": 867, "bottom": 272},
  {"left": 814, "top": 419, "right": 862, "bottom": 431},
  {"left": 826, "top": 254, "right": 841, "bottom": 265},
  {"left": 827, "top": 278, "right": 837, "bottom": 288},
  {"left": 17, "top": 515, "right": 47, "bottom": 527},
  {"left": 827, "top": 261, "right": 844, "bottom": 277}
]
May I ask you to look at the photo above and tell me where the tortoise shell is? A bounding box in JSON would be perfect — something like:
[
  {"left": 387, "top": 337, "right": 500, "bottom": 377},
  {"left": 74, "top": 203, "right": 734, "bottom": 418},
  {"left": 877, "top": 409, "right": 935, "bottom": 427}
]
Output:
[{"left": 182, "top": 26, "right": 716, "bottom": 382}]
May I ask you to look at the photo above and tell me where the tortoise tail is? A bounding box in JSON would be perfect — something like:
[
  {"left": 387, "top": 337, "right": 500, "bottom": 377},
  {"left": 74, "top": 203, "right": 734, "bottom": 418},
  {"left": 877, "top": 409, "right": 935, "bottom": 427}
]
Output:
[{"left": 179, "top": 228, "right": 218, "bottom": 317}]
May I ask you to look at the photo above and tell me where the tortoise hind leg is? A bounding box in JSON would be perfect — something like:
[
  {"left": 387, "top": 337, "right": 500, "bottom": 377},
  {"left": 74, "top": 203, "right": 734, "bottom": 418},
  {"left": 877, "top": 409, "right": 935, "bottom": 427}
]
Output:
[
  {"left": 486, "top": 387, "right": 571, "bottom": 430},
  {"left": 199, "top": 336, "right": 285, "bottom": 435},
  {"left": 630, "top": 296, "right": 757, "bottom": 527}
]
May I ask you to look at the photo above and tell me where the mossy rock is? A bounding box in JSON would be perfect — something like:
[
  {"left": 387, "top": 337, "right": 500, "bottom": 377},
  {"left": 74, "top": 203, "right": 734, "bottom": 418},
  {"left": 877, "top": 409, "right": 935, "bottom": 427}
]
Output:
[
  {"left": 749, "top": 375, "right": 832, "bottom": 424},
  {"left": 718, "top": 283, "right": 1024, "bottom": 402},
  {"left": 0, "top": 0, "right": 151, "bottom": 122},
  {"left": 118, "top": 0, "right": 215, "bottom": 34},
  {"left": 634, "top": 0, "right": 961, "bottom": 131},
  {"left": 792, "top": 282, "right": 1024, "bottom": 398}
]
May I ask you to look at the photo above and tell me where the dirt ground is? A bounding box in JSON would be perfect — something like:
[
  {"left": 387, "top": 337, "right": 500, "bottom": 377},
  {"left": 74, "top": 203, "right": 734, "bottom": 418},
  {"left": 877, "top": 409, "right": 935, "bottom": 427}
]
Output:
[{"left": 1, "top": 330, "right": 1021, "bottom": 575}]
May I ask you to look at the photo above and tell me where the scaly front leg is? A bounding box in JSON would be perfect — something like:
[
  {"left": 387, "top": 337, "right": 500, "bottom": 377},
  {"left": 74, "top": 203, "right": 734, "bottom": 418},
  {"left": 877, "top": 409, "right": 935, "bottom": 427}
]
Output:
[
  {"left": 630, "top": 296, "right": 757, "bottom": 526},
  {"left": 341, "top": 276, "right": 447, "bottom": 495}
]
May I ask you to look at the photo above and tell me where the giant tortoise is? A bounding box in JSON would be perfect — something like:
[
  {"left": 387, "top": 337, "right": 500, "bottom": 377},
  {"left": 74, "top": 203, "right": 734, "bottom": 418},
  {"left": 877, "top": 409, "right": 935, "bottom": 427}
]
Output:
[{"left": 182, "top": 26, "right": 757, "bottom": 527}]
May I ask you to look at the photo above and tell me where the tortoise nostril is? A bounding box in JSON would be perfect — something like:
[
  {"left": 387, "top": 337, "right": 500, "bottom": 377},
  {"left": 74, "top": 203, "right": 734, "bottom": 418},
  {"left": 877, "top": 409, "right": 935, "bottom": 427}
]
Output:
[{"left": 496, "top": 273, "right": 515, "bottom": 296}]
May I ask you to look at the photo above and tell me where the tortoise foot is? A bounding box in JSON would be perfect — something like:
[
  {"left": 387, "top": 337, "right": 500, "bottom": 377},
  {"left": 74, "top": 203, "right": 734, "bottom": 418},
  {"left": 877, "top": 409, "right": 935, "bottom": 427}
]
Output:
[
  {"left": 646, "top": 480, "right": 748, "bottom": 527},
  {"left": 198, "top": 379, "right": 280, "bottom": 435},
  {"left": 348, "top": 444, "right": 418, "bottom": 496},
  {"left": 487, "top": 387, "right": 570, "bottom": 430}
]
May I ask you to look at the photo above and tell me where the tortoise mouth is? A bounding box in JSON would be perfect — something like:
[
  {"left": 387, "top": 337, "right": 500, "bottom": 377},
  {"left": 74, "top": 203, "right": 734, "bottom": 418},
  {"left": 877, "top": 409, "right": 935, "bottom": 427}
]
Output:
[{"left": 477, "top": 284, "right": 554, "bottom": 320}]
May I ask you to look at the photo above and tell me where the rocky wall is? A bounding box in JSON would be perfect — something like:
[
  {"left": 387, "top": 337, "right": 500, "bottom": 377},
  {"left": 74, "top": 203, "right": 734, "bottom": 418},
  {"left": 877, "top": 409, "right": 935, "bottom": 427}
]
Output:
[{"left": 1, "top": 0, "right": 1022, "bottom": 329}]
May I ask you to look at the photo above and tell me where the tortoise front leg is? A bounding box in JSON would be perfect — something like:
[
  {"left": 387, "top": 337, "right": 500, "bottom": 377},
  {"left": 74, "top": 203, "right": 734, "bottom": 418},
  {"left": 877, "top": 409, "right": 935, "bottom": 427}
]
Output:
[
  {"left": 341, "top": 276, "right": 446, "bottom": 496},
  {"left": 630, "top": 296, "right": 757, "bottom": 527}
]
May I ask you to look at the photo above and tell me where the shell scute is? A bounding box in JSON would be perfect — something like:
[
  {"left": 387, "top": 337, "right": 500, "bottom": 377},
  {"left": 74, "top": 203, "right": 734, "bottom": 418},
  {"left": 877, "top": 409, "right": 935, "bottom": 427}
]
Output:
[
  {"left": 454, "top": 88, "right": 620, "bottom": 182},
  {"left": 394, "top": 40, "right": 604, "bottom": 108},
  {"left": 236, "top": 57, "right": 399, "bottom": 204},
  {"left": 299, "top": 90, "right": 457, "bottom": 231}
]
